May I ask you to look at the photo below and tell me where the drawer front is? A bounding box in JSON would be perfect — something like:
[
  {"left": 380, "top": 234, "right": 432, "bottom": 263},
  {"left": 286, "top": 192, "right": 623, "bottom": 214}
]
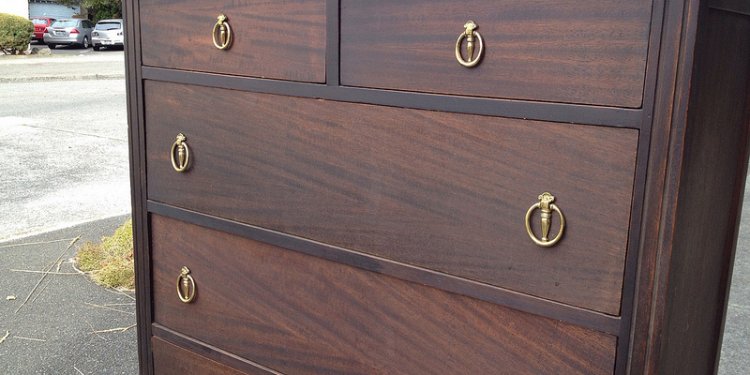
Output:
[
  {"left": 139, "top": 0, "right": 326, "bottom": 82},
  {"left": 145, "top": 81, "right": 638, "bottom": 314},
  {"left": 151, "top": 215, "right": 617, "bottom": 375},
  {"left": 152, "top": 337, "right": 254, "bottom": 375},
  {"left": 341, "top": 0, "right": 653, "bottom": 108}
]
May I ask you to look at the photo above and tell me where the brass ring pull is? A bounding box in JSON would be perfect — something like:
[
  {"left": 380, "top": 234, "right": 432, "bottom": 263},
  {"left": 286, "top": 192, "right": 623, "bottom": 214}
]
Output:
[
  {"left": 525, "top": 192, "right": 565, "bottom": 248},
  {"left": 455, "top": 20, "right": 484, "bottom": 68},
  {"left": 176, "top": 266, "right": 196, "bottom": 303},
  {"left": 212, "top": 14, "right": 232, "bottom": 50},
  {"left": 170, "top": 133, "right": 190, "bottom": 173}
]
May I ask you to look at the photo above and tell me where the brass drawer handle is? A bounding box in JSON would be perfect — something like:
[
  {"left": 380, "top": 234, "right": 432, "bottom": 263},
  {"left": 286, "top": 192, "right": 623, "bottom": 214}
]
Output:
[
  {"left": 176, "top": 266, "right": 196, "bottom": 303},
  {"left": 170, "top": 133, "right": 190, "bottom": 173},
  {"left": 525, "top": 192, "right": 566, "bottom": 248},
  {"left": 212, "top": 14, "right": 233, "bottom": 50},
  {"left": 455, "top": 20, "right": 484, "bottom": 68}
]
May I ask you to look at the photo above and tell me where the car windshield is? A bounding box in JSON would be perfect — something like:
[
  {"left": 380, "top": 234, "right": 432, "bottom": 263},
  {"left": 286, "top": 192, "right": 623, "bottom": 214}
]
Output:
[
  {"left": 95, "top": 22, "right": 121, "bottom": 30},
  {"left": 31, "top": 19, "right": 49, "bottom": 25},
  {"left": 51, "top": 20, "right": 78, "bottom": 28}
]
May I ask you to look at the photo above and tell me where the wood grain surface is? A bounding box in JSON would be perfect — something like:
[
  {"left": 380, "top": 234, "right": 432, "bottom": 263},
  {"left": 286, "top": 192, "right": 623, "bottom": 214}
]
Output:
[
  {"left": 151, "top": 215, "right": 617, "bottom": 375},
  {"left": 340, "top": 0, "right": 653, "bottom": 108},
  {"left": 654, "top": 8, "right": 750, "bottom": 374},
  {"left": 139, "top": 0, "right": 326, "bottom": 82},
  {"left": 153, "top": 337, "right": 258, "bottom": 375},
  {"left": 145, "top": 81, "right": 638, "bottom": 314}
]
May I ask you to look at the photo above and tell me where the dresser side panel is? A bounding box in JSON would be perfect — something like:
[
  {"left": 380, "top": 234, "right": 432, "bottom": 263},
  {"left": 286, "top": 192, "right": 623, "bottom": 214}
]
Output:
[{"left": 656, "top": 7, "right": 750, "bottom": 374}]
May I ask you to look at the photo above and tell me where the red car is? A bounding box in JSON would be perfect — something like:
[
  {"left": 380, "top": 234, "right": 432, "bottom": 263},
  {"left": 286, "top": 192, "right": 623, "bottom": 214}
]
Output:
[{"left": 31, "top": 17, "right": 56, "bottom": 43}]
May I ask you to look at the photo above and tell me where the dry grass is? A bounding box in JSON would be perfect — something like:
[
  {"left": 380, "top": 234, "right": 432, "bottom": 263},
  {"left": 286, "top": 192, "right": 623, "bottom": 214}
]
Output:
[{"left": 76, "top": 220, "right": 134, "bottom": 290}]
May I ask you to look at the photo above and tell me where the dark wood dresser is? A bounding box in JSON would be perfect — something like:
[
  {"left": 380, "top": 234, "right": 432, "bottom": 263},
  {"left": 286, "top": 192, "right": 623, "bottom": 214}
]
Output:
[{"left": 124, "top": 1, "right": 750, "bottom": 374}]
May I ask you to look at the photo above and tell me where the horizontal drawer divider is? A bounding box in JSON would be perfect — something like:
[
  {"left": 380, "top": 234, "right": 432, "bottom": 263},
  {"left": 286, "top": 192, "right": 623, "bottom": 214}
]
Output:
[
  {"left": 141, "top": 67, "right": 643, "bottom": 129},
  {"left": 153, "top": 324, "right": 283, "bottom": 375},
  {"left": 148, "top": 201, "right": 622, "bottom": 335}
]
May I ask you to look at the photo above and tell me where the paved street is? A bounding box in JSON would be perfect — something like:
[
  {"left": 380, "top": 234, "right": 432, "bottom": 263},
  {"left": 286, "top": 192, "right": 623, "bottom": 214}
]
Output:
[
  {"left": 0, "top": 52, "right": 129, "bottom": 241},
  {"left": 0, "top": 50, "right": 747, "bottom": 373}
]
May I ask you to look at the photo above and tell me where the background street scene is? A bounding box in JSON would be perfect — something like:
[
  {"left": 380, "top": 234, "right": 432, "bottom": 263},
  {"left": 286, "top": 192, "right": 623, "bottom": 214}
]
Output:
[
  {"left": 0, "top": 47, "right": 128, "bottom": 241},
  {"left": 0, "top": 46, "right": 748, "bottom": 373}
]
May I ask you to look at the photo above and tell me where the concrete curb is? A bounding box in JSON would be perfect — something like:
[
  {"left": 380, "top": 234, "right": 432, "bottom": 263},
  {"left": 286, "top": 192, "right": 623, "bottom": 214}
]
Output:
[
  {"left": 0, "top": 213, "right": 131, "bottom": 246},
  {"left": 0, "top": 73, "right": 124, "bottom": 83}
]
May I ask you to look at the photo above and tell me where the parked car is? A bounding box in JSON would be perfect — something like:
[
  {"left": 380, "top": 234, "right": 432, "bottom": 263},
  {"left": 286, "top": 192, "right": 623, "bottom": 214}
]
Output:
[
  {"left": 30, "top": 17, "right": 56, "bottom": 43},
  {"left": 43, "top": 19, "right": 94, "bottom": 49},
  {"left": 92, "top": 19, "right": 124, "bottom": 51}
]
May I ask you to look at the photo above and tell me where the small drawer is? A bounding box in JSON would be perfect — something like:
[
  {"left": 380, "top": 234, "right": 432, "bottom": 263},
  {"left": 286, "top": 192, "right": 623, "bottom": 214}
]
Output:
[
  {"left": 341, "top": 0, "right": 653, "bottom": 108},
  {"left": 145, "top": 81, "right": 638, "bottom": 314},
  {"left": 151, "top": 215, "right": 617, "bottom": 375},
  {"left": 139, "top": 0, "right": 326, "bottom": 82}
]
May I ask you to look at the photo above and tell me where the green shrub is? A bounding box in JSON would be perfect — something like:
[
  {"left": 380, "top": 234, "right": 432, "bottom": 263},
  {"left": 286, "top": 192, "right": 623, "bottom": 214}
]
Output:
[{"left": 0, "top": 13, "right": 33, "bottom": 55}]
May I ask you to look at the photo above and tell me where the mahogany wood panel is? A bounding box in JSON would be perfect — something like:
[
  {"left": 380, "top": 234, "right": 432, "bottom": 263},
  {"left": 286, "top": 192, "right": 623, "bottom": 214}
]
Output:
[
  {"left": 152, "top": 337, "right": 256, "bottom": 375},
  {"left": 654, "top": 8, "right": 750, "bottom": 374},
  {"left": 139, "top": 0, "right": 325, "bottom": 82},
  {"left": 340, "top": 0, "right": 653, "bottom": 108},
  {"left": 150, "top": 215, "right": 617, "bottom": 375},
  {"left": 145, "top": 81, "right": 638, "bottom": 314},
  {"left": 710, "top": 0, "right": 750, "bottom": 15}
]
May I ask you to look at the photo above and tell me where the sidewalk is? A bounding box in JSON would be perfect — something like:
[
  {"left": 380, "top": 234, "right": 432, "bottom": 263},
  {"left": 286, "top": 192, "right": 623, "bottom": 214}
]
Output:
[
  {"left": 0, "top": 214, "right": 137, "bottom": 375},
  {"left": 0, "top": 53, "right": 125, "bottom": 83}
]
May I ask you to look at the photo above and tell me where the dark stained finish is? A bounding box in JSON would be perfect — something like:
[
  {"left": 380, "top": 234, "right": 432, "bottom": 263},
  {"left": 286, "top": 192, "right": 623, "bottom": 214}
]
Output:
[
  {"left": 145, "top": 81, "right": 639, "bottom": 314},
  {"left": 122, "top": 0, "right": 154, "bottom": 373},
  {"left": 710, "top": 0, "right": 750, "bottom": 15},
  {"left": 624, "top": 0, "right": 697, "bottom": 372},
  {"left": 150, "top": 215, "right": 618, "bottom": 375},
  {"left": 154, "top": 326, "right": 281, "bottom": 375},
  {"left": 148, "top": 201, "right": 623, "bottom": 335},
  {"left": 139, "top": 0, "right": 326, "bottom": 83},
  {"left": 153, "top": 337, "right": 262, "bottom": 375},
  {"left": 654, "top": 7, "right": 750, "bottom": 375},
  {"left": 125, "top": 0, "right": 750, "bottom": 373},
  {"left": 626, "top": 1, "right": 750, "bottom": 374},
  {"left": 141, "top": 66, "right": 645, "bottom": 129},
  {"left": 340, "top": 0, "right": 653, "bottom": 108}
]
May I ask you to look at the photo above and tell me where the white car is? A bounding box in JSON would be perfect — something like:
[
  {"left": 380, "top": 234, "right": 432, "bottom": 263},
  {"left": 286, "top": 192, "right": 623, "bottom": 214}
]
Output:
[{"left": 92, "top": 19, "right": 124, "bottom": 51}]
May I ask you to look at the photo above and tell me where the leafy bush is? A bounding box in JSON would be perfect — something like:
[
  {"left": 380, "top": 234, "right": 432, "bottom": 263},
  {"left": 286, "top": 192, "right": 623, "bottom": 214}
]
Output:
[
  {"left": 0, "top": 13, "right": 33, "bottom": 55},
  {"left": 84, "top": 0, "right": 122, "bottom": 23}
]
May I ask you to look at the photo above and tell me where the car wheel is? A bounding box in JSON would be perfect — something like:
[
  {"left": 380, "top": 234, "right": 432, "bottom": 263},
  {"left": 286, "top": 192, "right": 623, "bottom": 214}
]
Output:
[
  {"left": 48, "top": 44, "right": 56, "bottom": 49},
  {"left": 81, "top": 37, "right": 90, "bottom": 49},
  {"left": 93, "top": 45, "right": 100, "bottom": 51}
]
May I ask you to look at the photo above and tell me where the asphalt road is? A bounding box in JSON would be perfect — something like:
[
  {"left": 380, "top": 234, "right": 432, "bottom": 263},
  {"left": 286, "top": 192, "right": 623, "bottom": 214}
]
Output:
[
  {"left": 0, "top": 215, "right": 137, "bottom": 375},
  {"left": 0, "top": 55, "right": 129, "bottom": 241}
]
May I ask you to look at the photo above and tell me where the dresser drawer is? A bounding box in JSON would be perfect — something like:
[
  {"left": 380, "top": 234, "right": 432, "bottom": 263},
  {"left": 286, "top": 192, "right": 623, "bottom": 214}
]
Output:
[
  {"left": 152, "top": 337, "right": 254, "bottom": 375},
  {"left": 151, "top": 215, "right": 617, "bottom": 374},
  {"left": 145, "top": 81, "right": 638, "bottom": 314},
  {"left": 341, "top": 0, "right": 653, "bottom": 108},
  {"left": 139, "top": 0, "right": 326, "bottom": 82}
]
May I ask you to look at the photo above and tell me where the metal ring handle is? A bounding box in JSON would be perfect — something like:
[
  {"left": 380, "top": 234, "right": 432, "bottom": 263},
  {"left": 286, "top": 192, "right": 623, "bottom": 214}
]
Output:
[
  {"left": 455, "top": 20, "right": 484, "bottom": 68},
  {"left": 176, "top": 266, "right": 196, "bottom": 303},
  {"left": 212, "top": 14, "right": 232, "bottom": 50},
  {"left": 525, "top": 195, "right": 566, "bottom": 248},
  {"left": 170, "top": 133, "right": 190, "bottom": 173}
]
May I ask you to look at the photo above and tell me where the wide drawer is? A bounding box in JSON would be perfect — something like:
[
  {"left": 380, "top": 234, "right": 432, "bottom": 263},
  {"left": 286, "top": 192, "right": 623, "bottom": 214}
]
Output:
[
  {"left": 151, "top": 215, "right": 617, "bottom": 374},
  {"left": 341, "top": 0, "right": 653, "bottom": 108},
  {"left": 139, "top": 0, "right": 326, "bottom": 82},
  {"left": 145, "top": 81, "right": 638, "bottom": 314}
]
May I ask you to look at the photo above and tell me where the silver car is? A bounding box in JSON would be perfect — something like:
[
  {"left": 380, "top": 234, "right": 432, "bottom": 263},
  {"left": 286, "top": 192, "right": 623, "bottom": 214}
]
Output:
[
  {"left": 92, "top": 19, "right": 124, "bottom": 51},
  {"left": 43, "top": 19, "right": 94, "bottom": 49}
]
